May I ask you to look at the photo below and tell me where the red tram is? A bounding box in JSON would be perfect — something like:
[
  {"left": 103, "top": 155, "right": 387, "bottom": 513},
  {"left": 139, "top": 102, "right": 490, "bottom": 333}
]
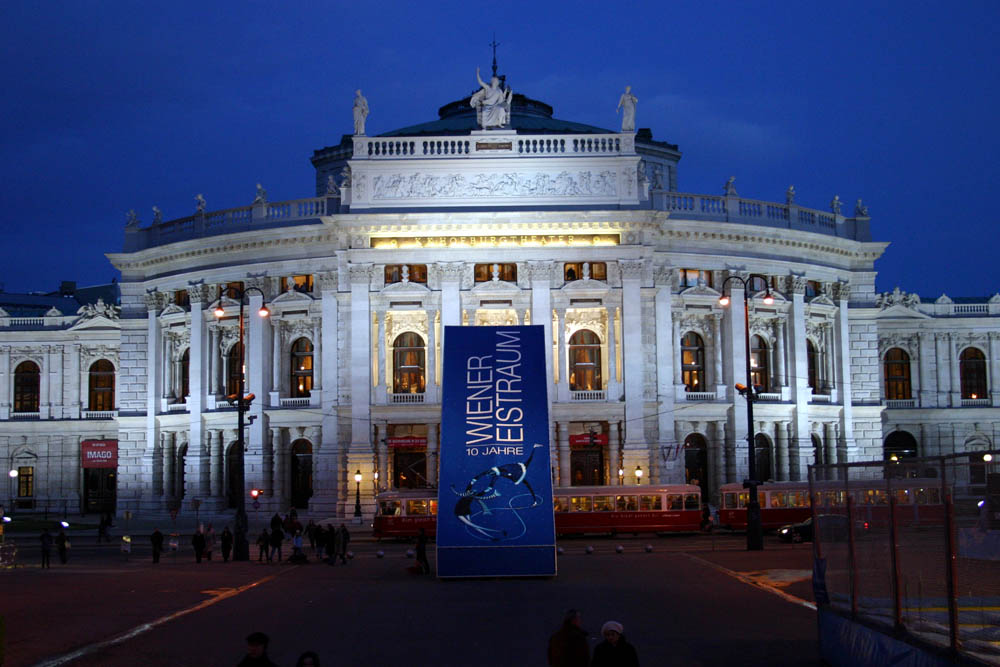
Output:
[
  {"left": 373, "top": 484, "right": 703, "bottom": 538},
  {"left": 718, "top": 479, "right": 947, "bottom": 531}
]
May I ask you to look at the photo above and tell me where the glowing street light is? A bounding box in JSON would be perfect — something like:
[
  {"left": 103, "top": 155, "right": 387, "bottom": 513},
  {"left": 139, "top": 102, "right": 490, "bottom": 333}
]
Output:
[
  {"left": 634, "top": 465, "right": 643, "bottom": 484},
  {"left": 354, "top": 470, "right": 363, "bottom": 518}
]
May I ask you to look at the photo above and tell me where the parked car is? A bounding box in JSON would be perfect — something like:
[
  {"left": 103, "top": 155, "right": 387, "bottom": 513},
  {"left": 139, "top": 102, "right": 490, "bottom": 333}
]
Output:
[{"left": 778, "top": 514, "right": 852, "bottom": 543}]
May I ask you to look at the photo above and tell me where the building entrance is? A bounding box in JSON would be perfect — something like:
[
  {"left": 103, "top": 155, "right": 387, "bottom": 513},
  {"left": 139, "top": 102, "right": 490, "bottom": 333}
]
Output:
[
  {"left": 84, "top": 468, "right": 116, "bottom": 514},
  {"left": 571, "top": 448, "right": 604, "bottom": 486}
]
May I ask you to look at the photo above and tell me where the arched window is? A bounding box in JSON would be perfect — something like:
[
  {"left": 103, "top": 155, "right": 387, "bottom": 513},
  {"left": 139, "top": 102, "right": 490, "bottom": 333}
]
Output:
[
  {"left": 392, "top": 332, "right": 425, "bottom": 394},
  {"left": 88, "top": 359, "right": 115, "bottom": 411},
  {"left": 290, "top": 439, "right": 313, "bottom": 509},
  {"left": 683, "top": 433, "right": 709, "bottom": 497},
  {"left": 960, "top": 348, "right": 987, "bottom": 399},
  {"left": 226, "top": 343, "right": 243, "bottom": 396},
  {"left": 681, "top": 332, "right": 705, "bottom": 391},
  {"left": 750, "top": 335, "right": 769, "bottom": 392},
  {"left": 754, "top": 433, "right": 773, "bottom": 482},
  {"left": 568, "top": 329, "right": 602, "bottom": 391},
  {"left": 807, "top": 340, "right": 822, "bottom": 393},
  {"left": 180, "top": 349, "right": 190, "bottom": 400},
  {"left": 883, "top": 348, "right": 912, "bottom": 400},
  {"left": 884, "top": 431, "right": 919, "bottom": 478},
  {"left": 13, "top": 361, "right": 40, "bottom": 412},
  {"left": 290, "top": 338, "right": 313, "bottom": 398}
]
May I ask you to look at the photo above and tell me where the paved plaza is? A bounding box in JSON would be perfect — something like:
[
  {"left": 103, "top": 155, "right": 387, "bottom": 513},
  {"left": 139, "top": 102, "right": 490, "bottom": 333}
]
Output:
[{"left": 1, "top": 532, "right": 819, "bottom": 666}]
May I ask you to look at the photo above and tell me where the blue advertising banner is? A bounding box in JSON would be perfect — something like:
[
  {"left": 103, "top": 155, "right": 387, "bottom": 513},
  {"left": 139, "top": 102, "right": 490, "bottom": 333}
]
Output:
[{"left": 437, "top": 325, "right": 556, "bottom": 578}]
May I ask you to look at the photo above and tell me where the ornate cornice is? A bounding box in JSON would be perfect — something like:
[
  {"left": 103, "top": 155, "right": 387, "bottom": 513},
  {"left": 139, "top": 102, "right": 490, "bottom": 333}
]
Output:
[{"left": 618, "top": 259, "right": 644, "bottom": 280}]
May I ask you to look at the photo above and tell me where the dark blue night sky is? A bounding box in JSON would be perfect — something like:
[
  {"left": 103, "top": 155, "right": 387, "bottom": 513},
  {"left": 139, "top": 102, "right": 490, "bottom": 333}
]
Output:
[{"left": 2, "top": 1, "right": 997, "bottom": 298}]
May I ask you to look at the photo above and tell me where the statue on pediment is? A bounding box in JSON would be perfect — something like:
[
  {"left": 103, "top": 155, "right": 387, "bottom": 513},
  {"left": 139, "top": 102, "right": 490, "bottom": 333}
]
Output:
[
  {"left": 786, "top": 186, "right": 795, "bottom": 205},
  {"left": 724, "top": 176, "right": 737, "bottom": 196},
  {"left": 830, "top": 195, "right": 842, "bottom": 215},
  {"left": 353, "top": 89, "right": 369, "bottom": 135},
  {"left": 125, "top": 209, "right": 139, "bottom": 228},
  {"left": 855, "top": 199, "right": 869, "bottom": 217},
  {"left": 77, "top": 298, "right": 120, "bottom": 321},
  {"left": 616, "top": 86, "right": 637, "bottom": 132},
  {"left": 152, "top": 206, "right": 163, "bottom": 224},
  {"left": 253, "top": 183, "right": 267, "bottom": 204},
  {"left": 471, "top": 67, "right": 512, "bottom": 129},
  {"left": 195, "top": 194, "right": 206, "bottom": 213}
]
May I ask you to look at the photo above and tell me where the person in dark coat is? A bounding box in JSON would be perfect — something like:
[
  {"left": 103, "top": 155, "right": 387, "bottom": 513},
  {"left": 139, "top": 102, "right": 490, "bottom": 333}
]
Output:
[
  {"left": 269, "top": 524, "right": 284, "bottom": 562},
  {"left": 221, "top": 526, "right": 234, "bottom": 562},
  {"left": 39, "top": 529, "right": 53, "bottom": 569},
  {"left": 415, "top": 527, "right": 430, "bottom": 574},
  {"left": 151, "top": 528, "right": 164, "bottom": 563},
  {"left": 55, "top": 528, "right": 69, "bottom": 564},
  {"left": 337, "top": 523, "right": 350, "bottom": 564},
  {"left": 237, "top": 631, "right": 278, "bottom": 667},
  {"left": 257, "top": 529, "right": 270, "bottom": 562},
  {"left": 191, "top": 528, "right": 206, "bottom": 563},
  {"left": 324, "top": 524, "right": 336, "bottom": 564},
  {"left": 591, "top": 620, "right": 639, "bottom": 667},
  {"left": 270, "top": 512, "right": 283, "bottom": 533},
  {"left": 548, "top": 608, "right": 589, "bottom": 667}
]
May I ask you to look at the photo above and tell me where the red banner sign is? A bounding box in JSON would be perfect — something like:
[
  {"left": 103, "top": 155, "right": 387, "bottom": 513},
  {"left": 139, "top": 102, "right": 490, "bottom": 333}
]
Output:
[
  {"left": 569, "top": 433, "right": 609, "bottom": 447},
  {"left": 81, "top": 440, "right": 118, "bottom": 468},
  {"left": 386, "top": 436, "right": 427, "bottom": 450}
]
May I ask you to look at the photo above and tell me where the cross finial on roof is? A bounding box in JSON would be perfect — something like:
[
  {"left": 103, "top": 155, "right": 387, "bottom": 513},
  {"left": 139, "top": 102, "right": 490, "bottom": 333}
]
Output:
[{"left": 490, "top": 34, "right": 500, "bottom": 79}]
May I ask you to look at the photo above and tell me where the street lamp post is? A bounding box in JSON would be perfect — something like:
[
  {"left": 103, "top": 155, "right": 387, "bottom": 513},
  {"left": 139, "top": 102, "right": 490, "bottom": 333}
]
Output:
[
  {"left": 353, "top": 470, "right": 362, "bottom": 519},
  {"left": 719, "top": 275, "right": 773, "bottom": 551},
  {"left": 634, "top": 465, "right": 643, "bottom": 485},
  {"left": 214, "top": 286, "right": 269, "bottom": 561},
  {"left": 7, "top": 469, "right": 17, "bottom": 517}
]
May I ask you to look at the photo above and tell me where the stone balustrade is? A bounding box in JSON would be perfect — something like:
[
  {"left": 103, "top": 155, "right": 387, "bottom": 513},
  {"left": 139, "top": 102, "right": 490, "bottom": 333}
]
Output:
[{"left": 354, "top": 133, "right": 627, "bottom": 160}]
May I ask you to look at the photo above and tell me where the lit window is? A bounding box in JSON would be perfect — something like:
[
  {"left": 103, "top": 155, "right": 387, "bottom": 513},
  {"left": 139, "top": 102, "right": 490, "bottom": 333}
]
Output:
[
  {"left": 17, "top": 466, "right": 34, "bottom": 497},
  {"left": 88, "top": 359, "right": 115, "bottom": 411},
  {"left": 568, "top": 329, "right": 602, "bottom": 391},
  {"left": 174, "top": 290, "right": 190, "bottom": 307},
  {"left": 226, "top": 343, "right": 244, "bottom": 396},
  {"left": 285, "top": 275, "right": 314, "bottom": 293},
  {"left": 681, "top": 332, "right": 705, "bottom": 391},
  {"left": 392, "top": 332, "right": 426, "bottom": 394},
  {"left": 13, "top": 361, "right": 40, "bottom": 412},
  {"left": 750, "top": 335, "right": 770, "bottom": 392},
  {"left": 290, "top": 338, "right": 313, "bottom": 398},
  {"left": 960, "top": 348, "right": 987, "bottom": 399},
  {"left": 563, "top": 262, "right": 606, "bottom": 282},
  {"left": 474, "top": 263, "right": 517, "bottom": 282},
  {"left": 385, "top": 265, "right": 427, "bottom": 284},
  {"left": 883, "top": 348, "right": 911, "bottom": 400}
]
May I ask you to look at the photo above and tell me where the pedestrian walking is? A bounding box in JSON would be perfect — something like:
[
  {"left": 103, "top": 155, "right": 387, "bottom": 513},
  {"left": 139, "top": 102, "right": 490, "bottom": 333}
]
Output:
[
  {"left": 295, "top": 651, "right": 321, "bottom": 666},
  {"left": 221, "top": 526, "right": 233, "bottom": 562},
  {"left": 415, "top": 527, "right": 430, "bottom": 574},
  {"left": 257, "top": 528, "right": 270, "bottom": 562},
  {"left": 337, "top": 523, "right": 350, "bottom": 564},
  {"left": 306, "top": 519, "right": 317, "bottom": 552},
  {"left": 97, "top": 516, "right": 110, "bottom": 544},
  {"left": 56, "top": 528, "right": 69, "bottom": 564},
  {"left": 270, "top": 512, "right": 283, "bottom": 534},
  {"left": 548, "top": 608, "right": 589, "bottom": 667},
  {"left": 324, "top": 524, "right": 336, "bottom": 564},
  {"left": 39, "top": 528, "right": 53, "bottom": 569},
  {"left": 192, "top": 528, "right": 206, "bottom": 563},
  {"left": 204, "top": 523, "right": 216, "bottom": 561},
  {"left": 269, "top": 524, "right": 284, "bottom": 562},
  {"left": 151, "top": 528, "right": 164, "bottom": 563},
  {"left": 591, "top": 620, "right": 639, "bottom": 667},
  {"left": 315, "top": 521, "right": 327, "bottom": 558},
  {"left": 237, "top": 631, "right": 278, "bottom": 667}
]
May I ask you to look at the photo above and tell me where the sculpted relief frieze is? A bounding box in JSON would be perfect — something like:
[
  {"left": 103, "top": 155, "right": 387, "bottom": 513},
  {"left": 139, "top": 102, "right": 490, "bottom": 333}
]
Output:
[{"left": 370, "top": 170, "right": 618, "bottom": 200}]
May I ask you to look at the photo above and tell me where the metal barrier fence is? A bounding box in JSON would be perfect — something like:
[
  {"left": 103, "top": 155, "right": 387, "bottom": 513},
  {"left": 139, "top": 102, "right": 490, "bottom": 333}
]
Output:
[{"left": 809, "top": 451, "right": 1000, "bottom": 664}]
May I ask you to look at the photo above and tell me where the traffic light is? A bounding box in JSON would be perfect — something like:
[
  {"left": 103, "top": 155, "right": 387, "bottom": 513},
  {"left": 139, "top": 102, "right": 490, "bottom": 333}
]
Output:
[{"left": 250, "top": 488, "right": 260, "bottom": 499}]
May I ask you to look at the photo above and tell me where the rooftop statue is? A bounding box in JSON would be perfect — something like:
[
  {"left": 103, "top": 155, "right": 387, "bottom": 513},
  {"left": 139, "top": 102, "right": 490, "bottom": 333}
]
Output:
[
  {"left": 152, "top": 206, "right": 163, "bottom": 224},
  {"left": 353, "top": 89, "right": 369, "bottom": 136},
  {"left": 471, "top": 67, "right": 512, "bottom": 130},
  {"left": 831, "top": 195, "right": 842, "bottom": 215},
  {"left": 195, "top": 193, "right": 206, "bottom": 213},
  {"left": 77, "top": 298, "right": 120, "bottom": 321},
  {"left": 616, "top": 86, "right": 637, "bottom": 132},
  {"left": 253, "top": 183, "right": 267, "bottom": 204},
  {"left": 125, "top": 209, "right": 139, "bottom": 228},
  {"left": 786, "top": 185, "right": 796, "bottom": 205},
  {"left": 326, "top": 174, "right": 338, "bottom": 195},
  {"left": 855, "top": 198, "right": 869, "bottom": 217},
  {"left": 724, "top": 176, "right": 738, "bottom": 196}
]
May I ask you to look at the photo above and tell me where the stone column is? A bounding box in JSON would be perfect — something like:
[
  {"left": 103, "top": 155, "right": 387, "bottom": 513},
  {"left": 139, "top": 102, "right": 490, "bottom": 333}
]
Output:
[
  {"left": 272, "top": 427, "right": 285, "bottom": 506},
  {"left": 266, "top": 427, "right": 279, "bottom": 498},
  {"left": 672, "top": 319, "right": 682, "bottom": 385},
  {"left": 207, "top": 326, "right": 218, "bottom": 396},
  {"left": 312, "top": 319, "right": 322, "bottom": 392},
  {"left": 773, "top": 320, "right": 786, "bottom": 388},
  {"left": 948, "top": 335, "right": 961, "bottom": 406},
  {"left": 606, "top": 306, "right": 618, "bottom": 395},
  {"left": 426, "top": 423, "right": 438, "bottom": 487},
  {"left": 832, "top": 281, "right": 855, "bottom": 461},
  {"left": 271, "top": 320, "right": 281, "bottom": 403},
  {"left": 713, "top": 420, "right": 728, "bottom": 489},
  {"left": 426, "top": 310, "right": 437, "bottom": 402},
  {"left": 990, "top": 332, "right": 1000, "bottom": 406},
  {"left": 246, "top": 280, "right": 269, "bottom": 494},
  {"left": 210, "top": 429, "right": 223, "bottom": 499},
  {"left": 712, "top": 313, "right": 724, "bottom": 394},
  {"left": 0, "top": 346, "right": 10, "bottom": 419},
  {"left": 317, "top": 269, "right": 340, "bottom": 516},
  {"left": 376, "top": 421, "right": 389, "bottom": 490},
  {"left": 654, "top": 264, "right": 678, "bottom": 482},
  {"left": 824, "top": 422, "right": 836, "bottom": 467},
  {"left": 163, "top": 431, "right": 176, "bottom": 503},
  {"left": 347, "top": 264, "right": 375, "bottom": 517},
  {"left": 68, "top": 344, "right": 81, "bottom": 419},
  {"left": 619, "top": 259, "right": 646, "bottom": 456},
  {"left": 38, "top": 346, "right": 50, "bottom": 418},
  {"left": 187, "top": 285, "right": 207, "bottom": 505},
  {"left": 935, "top": 334, "right": 949, "bottom": 406},
  {"left": 558, "top": 421, "right": 571, "bottom": 487},
  {"left": 775, "top": 421, "right": 789, "bottom": 481},
  {"left": 556, "top": 307, "right": 568, "bottom": 401},
  {"left": 376, "top": 309, "right": 387, "bottom": 398},
  {"left": 787, "top": 276, "right": 813, "bottom": 472},
  {"left": 162, "top": 334, "right": 172, "bottom": 399}
]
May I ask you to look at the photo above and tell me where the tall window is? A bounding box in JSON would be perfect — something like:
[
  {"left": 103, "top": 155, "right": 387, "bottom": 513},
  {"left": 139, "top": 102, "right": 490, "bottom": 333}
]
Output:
[
  {"left": 679, "top": 269, "right": 712, "bottom": 288},
  {"left": 173, "top": 290, "right": 190, "bottom": 307},
  {"left": 88, "top": 359, "right": 115, "bottom": 411},
  {"left": 564, "top": 262, "right": 607, "bottom": 282},
  {"left": 681, "top": 332, "right": 705, "bottom": 391},
  {"left": 290, "top": 338, "right": 313, "bottom": 398},
  {"left": 474, "top": 263, "right": 517, "bottom": 282},
  {"left": 385, "top": 265, "right": 427, "bottom": 284},
  {"left": 807, "top": 340, "right": 822, "bottom": 393},
  {"left": 226, "top": 343, "right": 244, "bottom": 396},
  {"left": 180, "top": 349, "right": 190, "bottom": 400},
  {"left": 17, "top": 466, "right": 34, "bottom": 497},
  {"left": 750, "top": 335, "right": 769, "bottom": 392},
  {"left": 883, "top": 348, "right": 912, "bottom": 400},
  {"left": 284, "top": 275, "right": 313, "bottom": 293},
  {"left": 960, "top": 347, "right": 987, "bottom": 399},
  {"left": 568, "top": 329, "right": 602, "bottom": 391},
  {"left": 392, "top": 332, "right": 426, "bottom": 394},
  {"left": 13, "top": 361, "right": 40, "bottom": 412}
]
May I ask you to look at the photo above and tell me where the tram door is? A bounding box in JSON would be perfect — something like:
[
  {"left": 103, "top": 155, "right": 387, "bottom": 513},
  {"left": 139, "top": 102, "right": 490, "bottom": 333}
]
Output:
[
  {"left": 84, "top": 469, "right": 116, "bottom": 514},
  {"left": 571, "top": 448, "right": 604, "bottom": 486}
]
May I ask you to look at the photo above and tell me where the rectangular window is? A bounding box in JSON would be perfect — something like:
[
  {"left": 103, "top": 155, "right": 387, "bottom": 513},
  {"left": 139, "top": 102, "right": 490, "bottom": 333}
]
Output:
[
  {"left": 640, "top": 495, "right": 662, "bottom": 510},
  {"left": 406, "top": 499, "right": 429, "bottom": 515},
  {"left": 474, "top": 263, "right": 517, "bottom": 282},
  {"left": 723, "top": 492, "right": 737, "bottom": 509},
  {"left": 667, "top": 494, "right": 683, "bottom": 510},
  {"left": 17, "top": 466, "right": 34, "bottom": 497},
  {"left": 285, "top": 275, "right": 314, "bottom": 293},
  {"left": 570, "top": 496, "right": 592, "bottom": 512},
  {"left": 379, "top": 500, "right": 401, "bottom": 516},
  {"left": 769, "top": 492, "right": 787, "bottom": 508},
  {"left": 563, "top": 262, "right": 606, "bottom": 283},
  {"left": 685, "top": 494, "right": 700, "bottom": 510},
  {"left": 593, "top": 496, "right": 614, "bottom": 511},
  {"left": 615, "top": 495, "right": 638, "bottom": 511},
  {"left": 174, "top": 290, "right": 189, "bottom": 307},
  {"left": 805, "top": 280, "right": 821, "bottom": 299},
  {"left": 385, "top": 265, "right": 428, "bottom": 284},
  {"left": 679, "top": 269, "right": 712, "bottom": 288},
  {"left": 894, "top": 489, "right": 912, "bottom": 505},
  {"left": 218, "top": 281, "right": 244, "bottom": 300}
]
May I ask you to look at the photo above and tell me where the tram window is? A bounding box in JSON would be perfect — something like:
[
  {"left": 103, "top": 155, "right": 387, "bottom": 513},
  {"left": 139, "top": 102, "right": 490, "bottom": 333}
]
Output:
[
  {"left": 927, "top": 488, "right": 940, "bottom": 504},
  {"left": 835, "top": 491, "right": 848, "bottom": 507},
  {"left": 379, "top": 500, "right": 401, "bottom": 516},
  {"left": 429, "top": 500, "right": 438, "bottom": 516},
  {"left": 616, "top": 495, "right": 638, "bottom": 511},
  {"left": 407, "top": 499, "right": 429, "bottom": 515},
  {"left": 759, "top": 492, "right": 766, "bottom": 507},
  {"left": 554, "top": 497, "right": 569, "bottom": 512},
  {"left": 874, "top": 490, "right": 888, "bottom": 505},
  {"left": 894, "top": 489, "right": 911, "bottom": 505},
  {"left": 790, "top": 492, "right": 808, "bottom": 508},
  {"left": 594, "top": 496, "right": 614, "bottom": 512},
  {"left": 861, "top": 489, "right": 875, "bottom": 505},
  {"left": 723, "top": 492, "right": 737, "bottom": 509},
  {"left": 667, "top": 494, "right": 683, "bottom": 510},
  {"left": 737, "top": 491, "right": 748, "bottom": 508},
  {"left": 571, "top": 496, "right": 592, "bottom": 512},
  {"left": 685, "top": 494, "right": 700, "bottom": 510},
  {"left": 915, "top": 488, "right": 927, "bottom": 504},
  {"left": 770, "top": 492, "right": 787, "bottom": 508},
  {"left": 640, "top": 495, "right": 662, "bottom": 511}
]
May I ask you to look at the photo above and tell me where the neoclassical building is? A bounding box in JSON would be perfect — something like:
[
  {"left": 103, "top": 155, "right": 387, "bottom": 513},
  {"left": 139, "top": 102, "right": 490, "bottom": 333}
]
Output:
[{"left": 2, "top": 76, "right": 998, "bottom": 520}]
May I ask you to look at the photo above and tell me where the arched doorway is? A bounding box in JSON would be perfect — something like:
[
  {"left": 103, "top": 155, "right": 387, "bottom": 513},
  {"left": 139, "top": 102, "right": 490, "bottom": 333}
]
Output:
[
  {"left": 290, "top": 439, "right": 313, "bottom": 509},
  {"left": 754, "top": 434, "right": 773, "bottom": 482},
  {"left": 683, "top": 433, "right": 709, "bottom": 497},
  {"left": 883, "top": 430, "right": 918, "bottom": 479},
  {"left": 226, "top": 442, "right": 241, "bottom": 509}
]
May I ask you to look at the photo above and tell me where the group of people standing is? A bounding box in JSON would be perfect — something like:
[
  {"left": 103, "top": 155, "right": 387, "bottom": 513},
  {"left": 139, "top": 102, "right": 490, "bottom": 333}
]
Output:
[
  {"left": 256, "top": 513, "right": 350, "bottom": 565},
  {"left": 37, "top": 527, "right": 70, "bottom": 568},
  {"left": 548, "top": 609, "right": 639, "bottom": 667}
]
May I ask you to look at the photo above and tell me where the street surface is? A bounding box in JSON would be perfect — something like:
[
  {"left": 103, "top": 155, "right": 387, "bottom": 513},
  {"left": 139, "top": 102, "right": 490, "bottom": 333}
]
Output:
[{"left": 2, "top": 532, "right": 819, "bottom": 666}]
